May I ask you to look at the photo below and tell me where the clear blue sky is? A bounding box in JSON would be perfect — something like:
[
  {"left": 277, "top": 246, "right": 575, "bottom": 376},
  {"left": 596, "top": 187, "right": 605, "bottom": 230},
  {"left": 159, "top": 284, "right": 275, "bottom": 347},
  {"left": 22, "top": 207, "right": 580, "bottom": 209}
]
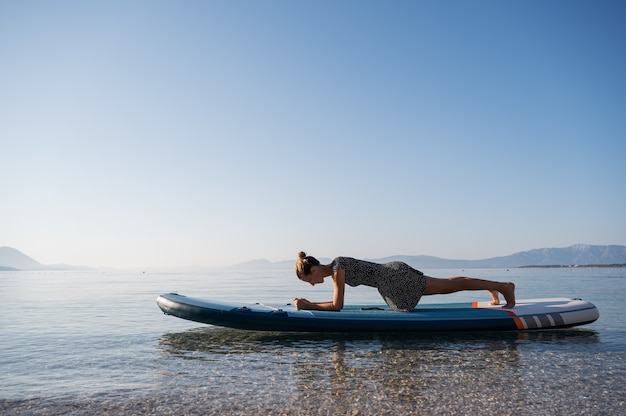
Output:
[{"left": 1, "top": 1, "right": 624, "bottom": 268}]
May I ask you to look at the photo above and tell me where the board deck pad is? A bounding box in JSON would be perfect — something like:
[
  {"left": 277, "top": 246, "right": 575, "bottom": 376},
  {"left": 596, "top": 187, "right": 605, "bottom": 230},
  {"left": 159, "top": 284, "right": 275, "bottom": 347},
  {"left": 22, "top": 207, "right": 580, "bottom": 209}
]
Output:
[{"left": 157, "top": 293, "right": 599, "bottom": 333}]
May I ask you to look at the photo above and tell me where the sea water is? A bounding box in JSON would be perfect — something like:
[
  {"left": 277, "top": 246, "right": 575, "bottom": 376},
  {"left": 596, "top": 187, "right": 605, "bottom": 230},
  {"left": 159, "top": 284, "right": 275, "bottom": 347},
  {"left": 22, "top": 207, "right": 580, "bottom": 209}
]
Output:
[{"left": 0, "top": 267, "right": 624, "bottom": 415}]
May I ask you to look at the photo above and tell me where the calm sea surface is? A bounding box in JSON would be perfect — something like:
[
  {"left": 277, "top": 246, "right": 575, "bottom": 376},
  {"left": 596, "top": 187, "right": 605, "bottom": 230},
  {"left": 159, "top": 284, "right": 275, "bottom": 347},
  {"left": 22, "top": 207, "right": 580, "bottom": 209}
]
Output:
[{"left": 1, "top": 267, "right": 624, "bottom": 415}]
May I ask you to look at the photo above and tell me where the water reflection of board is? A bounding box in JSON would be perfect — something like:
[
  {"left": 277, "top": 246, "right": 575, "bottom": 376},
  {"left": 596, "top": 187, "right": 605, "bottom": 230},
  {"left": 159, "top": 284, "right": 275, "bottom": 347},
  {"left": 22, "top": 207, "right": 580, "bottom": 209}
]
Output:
[{"left": 156, "top": 293, "right": 599, "bottom": 333}]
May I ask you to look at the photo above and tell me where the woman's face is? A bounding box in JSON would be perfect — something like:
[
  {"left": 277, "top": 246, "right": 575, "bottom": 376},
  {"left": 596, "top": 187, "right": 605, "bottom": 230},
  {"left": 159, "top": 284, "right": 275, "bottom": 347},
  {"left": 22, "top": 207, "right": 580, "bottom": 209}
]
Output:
[{"left": 300, "top": 266, "right": 325, "bottom": 286}]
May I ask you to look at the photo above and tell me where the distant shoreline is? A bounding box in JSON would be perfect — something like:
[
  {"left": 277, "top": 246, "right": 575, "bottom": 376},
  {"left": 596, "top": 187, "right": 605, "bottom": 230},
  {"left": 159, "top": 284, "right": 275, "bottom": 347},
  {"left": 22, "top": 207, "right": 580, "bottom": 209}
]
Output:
[{"left": 519, "top": 264, "right": 626, "bottom": 269}]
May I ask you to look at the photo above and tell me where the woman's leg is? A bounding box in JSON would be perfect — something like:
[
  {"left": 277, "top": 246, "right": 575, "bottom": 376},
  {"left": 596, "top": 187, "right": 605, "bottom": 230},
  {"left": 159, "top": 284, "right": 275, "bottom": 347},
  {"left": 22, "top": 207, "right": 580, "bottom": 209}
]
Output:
[
  {"left": 423, "top": 276, "right": 516, "bottom": 308},
  {"left": 488, "top": 290, "right": 501, "bottom": 305}
]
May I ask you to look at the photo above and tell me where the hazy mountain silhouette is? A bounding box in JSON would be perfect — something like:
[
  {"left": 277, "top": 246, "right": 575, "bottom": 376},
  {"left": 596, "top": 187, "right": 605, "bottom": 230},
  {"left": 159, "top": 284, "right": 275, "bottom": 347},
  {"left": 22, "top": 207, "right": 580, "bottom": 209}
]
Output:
[
  {"left": 2, "top": 244, "right": 625, "bottom": 271},
  {"left": 232, "top": 244, "right": 626, "bottom": 269},
  {"left": 0, "top": 247, "right": 90, "bottom": 271}
]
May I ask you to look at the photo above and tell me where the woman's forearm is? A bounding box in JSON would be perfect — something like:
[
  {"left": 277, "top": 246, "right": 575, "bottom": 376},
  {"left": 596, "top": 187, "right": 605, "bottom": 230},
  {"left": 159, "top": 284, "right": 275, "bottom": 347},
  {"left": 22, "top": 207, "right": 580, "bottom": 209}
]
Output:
[
  {"left": 293, "top": 298, "right": 342, "bottom": 311},
  {"left": 310, "top": 300, "right": 342, "bottom": 311}
]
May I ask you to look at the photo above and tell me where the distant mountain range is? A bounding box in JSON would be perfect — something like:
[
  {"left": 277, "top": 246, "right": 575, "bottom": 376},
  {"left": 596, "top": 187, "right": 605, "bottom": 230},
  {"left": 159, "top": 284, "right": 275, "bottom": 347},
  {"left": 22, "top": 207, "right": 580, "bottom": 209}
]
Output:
[
  {"left": 0, "top": 247, "right": 90, "bottom": 271},
  {"left": 373, "top": 244, "right": 626, "bottom": 269},
  {"left": 1, "top": 244, "right": 625, "bottom": 271},
  {"left": 232, "top": 244, "right": 626, "bottom": 269}
]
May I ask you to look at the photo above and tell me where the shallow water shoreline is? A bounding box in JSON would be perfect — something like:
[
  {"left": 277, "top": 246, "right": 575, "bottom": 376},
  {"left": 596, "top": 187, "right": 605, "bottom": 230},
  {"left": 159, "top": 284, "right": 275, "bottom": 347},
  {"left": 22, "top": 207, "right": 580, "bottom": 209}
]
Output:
[{"left": 1, "top": 269, "right": 624, "bottom": 415}]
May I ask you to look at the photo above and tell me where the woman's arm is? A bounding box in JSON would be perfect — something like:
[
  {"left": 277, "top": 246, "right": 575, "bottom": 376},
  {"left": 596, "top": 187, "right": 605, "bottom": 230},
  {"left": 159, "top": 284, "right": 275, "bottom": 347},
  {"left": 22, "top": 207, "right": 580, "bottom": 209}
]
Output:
[{"left": 294, "top": 269, "right": 345, "bottom": 311}]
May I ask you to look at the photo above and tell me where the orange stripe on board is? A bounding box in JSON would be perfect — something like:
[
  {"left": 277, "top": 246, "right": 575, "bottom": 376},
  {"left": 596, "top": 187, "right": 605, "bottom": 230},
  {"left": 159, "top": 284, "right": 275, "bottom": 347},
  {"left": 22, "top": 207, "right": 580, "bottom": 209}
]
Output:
[
  {"left": 506, "top": 310, "right": 525, "bottom": 329},
  {"left": 472, "top": 301, "right": 478, "bottom": 308}
]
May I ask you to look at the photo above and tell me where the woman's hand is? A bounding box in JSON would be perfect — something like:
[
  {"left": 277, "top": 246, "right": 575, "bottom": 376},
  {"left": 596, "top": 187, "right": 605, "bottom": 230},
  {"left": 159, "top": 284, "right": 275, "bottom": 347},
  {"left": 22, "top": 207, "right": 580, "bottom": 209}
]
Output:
[{"left": 293, "top": 298, "right": 312, "bottom": 310}]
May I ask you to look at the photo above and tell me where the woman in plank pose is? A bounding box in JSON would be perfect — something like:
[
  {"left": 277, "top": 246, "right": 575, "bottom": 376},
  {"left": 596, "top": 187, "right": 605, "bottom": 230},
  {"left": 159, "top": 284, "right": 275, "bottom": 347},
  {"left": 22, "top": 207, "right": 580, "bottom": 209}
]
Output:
[{"left": 294, "top": 251, "right": 515, "bottom": 312}]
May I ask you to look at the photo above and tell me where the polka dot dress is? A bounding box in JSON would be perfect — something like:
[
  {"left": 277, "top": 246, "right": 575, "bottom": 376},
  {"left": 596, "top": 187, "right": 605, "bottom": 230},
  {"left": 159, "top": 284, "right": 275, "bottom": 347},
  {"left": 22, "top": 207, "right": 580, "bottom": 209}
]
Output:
[{"left": 331, "top": 257, "right": 427, "bottom": 312}]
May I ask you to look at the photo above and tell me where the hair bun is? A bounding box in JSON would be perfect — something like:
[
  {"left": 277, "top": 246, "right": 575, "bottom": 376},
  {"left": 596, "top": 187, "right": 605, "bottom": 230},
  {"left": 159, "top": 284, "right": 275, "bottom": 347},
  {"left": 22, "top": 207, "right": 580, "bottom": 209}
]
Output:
[{"left": 298, "top": 251, "right": 307, "bottom": 259}]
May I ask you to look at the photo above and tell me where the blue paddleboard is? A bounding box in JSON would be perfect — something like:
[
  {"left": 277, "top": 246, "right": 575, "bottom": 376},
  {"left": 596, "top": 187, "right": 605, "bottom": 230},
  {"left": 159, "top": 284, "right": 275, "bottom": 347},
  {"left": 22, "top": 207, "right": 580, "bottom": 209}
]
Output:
[{"left": 156, "top": 293, "right": 599, "bottom": 332}]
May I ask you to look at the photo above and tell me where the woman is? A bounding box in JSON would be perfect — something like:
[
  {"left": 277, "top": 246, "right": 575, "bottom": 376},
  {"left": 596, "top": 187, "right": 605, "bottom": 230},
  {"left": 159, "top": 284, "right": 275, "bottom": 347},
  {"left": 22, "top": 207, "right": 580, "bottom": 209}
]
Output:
[{"left": 294, "top": 251, "right": 515, "bottom": 312}]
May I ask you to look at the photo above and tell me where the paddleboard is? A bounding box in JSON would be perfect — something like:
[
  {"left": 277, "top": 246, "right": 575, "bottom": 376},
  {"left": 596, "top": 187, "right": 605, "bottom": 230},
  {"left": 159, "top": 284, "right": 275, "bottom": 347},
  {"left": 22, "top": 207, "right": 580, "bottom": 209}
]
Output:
[{"left": 156, "top": 293, "right": 599, "bottom": 332}]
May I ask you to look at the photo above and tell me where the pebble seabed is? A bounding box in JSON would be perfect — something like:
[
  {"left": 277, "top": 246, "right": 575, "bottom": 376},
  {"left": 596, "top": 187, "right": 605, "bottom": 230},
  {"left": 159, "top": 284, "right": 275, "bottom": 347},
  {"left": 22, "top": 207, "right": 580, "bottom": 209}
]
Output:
[{"left": 2, "top": 328, "right": 624, "bottom": 416}]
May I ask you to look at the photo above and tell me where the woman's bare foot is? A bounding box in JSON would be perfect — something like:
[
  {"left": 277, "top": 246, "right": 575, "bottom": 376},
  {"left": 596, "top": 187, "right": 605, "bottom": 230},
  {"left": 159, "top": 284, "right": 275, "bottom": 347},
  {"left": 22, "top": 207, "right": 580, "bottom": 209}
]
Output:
[
  {"left": 489, "top": 290, "right": 500, "bottom": 305},
  {"left": 500, "top": 282, "right": 516, "bottom": 309}
]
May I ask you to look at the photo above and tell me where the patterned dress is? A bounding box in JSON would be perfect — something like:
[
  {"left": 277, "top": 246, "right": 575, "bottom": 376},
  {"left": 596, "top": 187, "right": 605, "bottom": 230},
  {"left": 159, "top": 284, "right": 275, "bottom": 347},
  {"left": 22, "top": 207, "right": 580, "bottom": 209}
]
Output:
[{"left": 331, "top": 257, "right": 427, "bottom": 312}]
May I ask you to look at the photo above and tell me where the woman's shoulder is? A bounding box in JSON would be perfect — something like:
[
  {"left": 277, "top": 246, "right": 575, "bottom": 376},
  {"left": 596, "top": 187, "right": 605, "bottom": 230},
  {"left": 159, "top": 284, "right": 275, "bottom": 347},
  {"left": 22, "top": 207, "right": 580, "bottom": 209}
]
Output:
[
  {"left": 333, "top": 256, "right": 357, "bottom": 263},
  {"left": 333, "top": 256, "right": 349, "bottom": 261},
  {"left": 333, "top": 256, "right": 365, "bottom": 268},
  {"left": 332, "top": 256, "right": 351, "bottom": 269}
]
